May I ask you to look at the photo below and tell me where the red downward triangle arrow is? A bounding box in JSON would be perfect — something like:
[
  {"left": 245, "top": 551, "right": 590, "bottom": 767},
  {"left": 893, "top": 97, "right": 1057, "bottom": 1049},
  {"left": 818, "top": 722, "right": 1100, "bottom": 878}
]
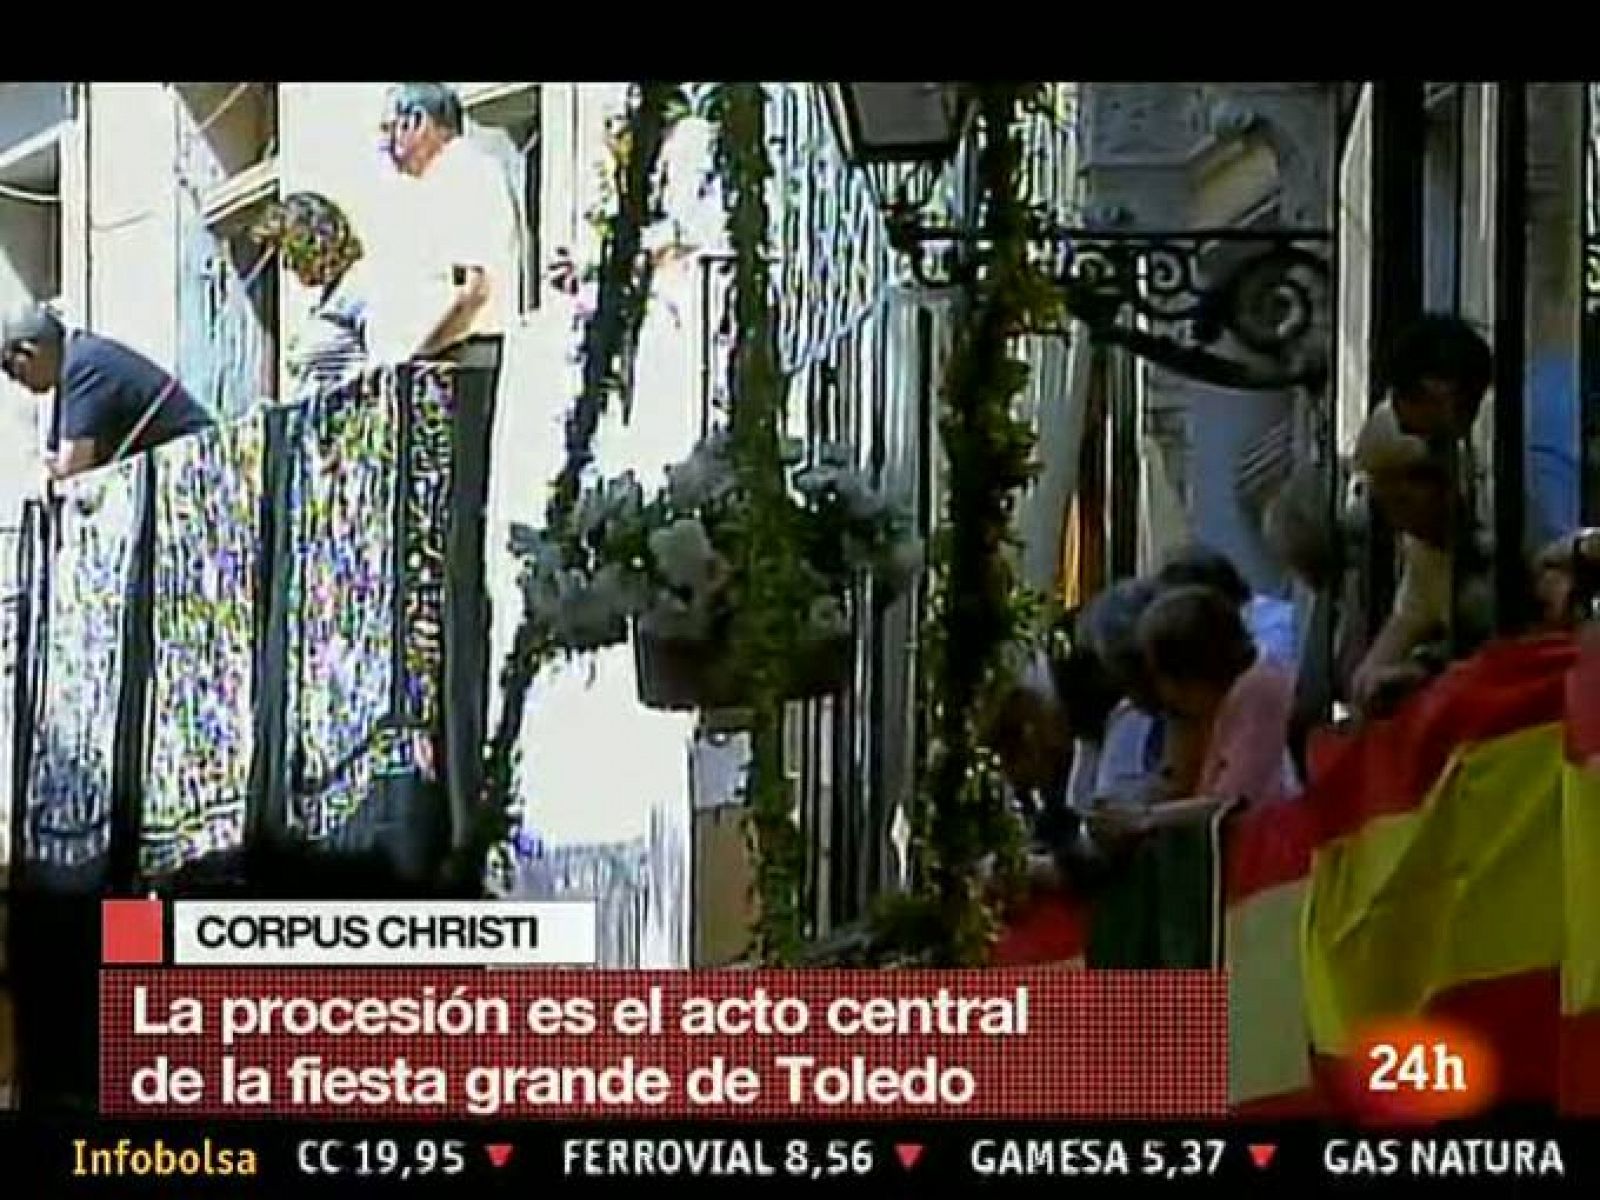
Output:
[
  {"left": 1248, "top": 1144, "right": 1277, "bottom": 1169},
  {"left": 485, "top": 1144, "right": 515, "bottom": 1169},
  {"left": 895, "top": 1144, "right": 924, "bottom": 1170}
]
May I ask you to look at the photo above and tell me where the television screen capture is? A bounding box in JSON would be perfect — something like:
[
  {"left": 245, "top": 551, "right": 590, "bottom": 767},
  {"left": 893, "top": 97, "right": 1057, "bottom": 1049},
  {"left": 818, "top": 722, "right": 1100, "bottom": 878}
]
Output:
[{"left": 0, "top": 80, "right": 1596, "bottom": 1196}]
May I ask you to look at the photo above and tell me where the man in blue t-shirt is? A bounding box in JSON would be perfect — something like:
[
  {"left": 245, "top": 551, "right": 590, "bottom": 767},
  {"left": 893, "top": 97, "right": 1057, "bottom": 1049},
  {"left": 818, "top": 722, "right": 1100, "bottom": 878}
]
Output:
[{"left": 2, "top": 305, "right": 211, "bottom": 480}]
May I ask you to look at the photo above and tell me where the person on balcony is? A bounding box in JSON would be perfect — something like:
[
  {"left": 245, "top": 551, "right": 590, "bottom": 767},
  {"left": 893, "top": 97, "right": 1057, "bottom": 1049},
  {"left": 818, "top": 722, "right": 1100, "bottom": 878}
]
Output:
[
  {"left": 1079, "top": 578, "right": 1172, "bottom": 813},
  {"left": 370, "top": 81, "right": 517, "bottom": 390},
  {"left": 1533, "top": 528, "right": 1600, "bottom": 629},
  {"left": 1077, "top": 583, "right": 1297, "bottom": 971},
  {"left": 1137, "top": 584, "right": 1297, "bottom": 817},
  {"left": 370, "top": 81, "right": 519, "bottom": 861},
  {"left": 1, "top": 305, "right": 212, "bottom": 481},
  {"left": 253, "top": 192, "right": 372, "bottom": 399},
  {"left": 1153, "top": 542, "right": 1299, "bottom": 672},
  {"left": 1076, "top": 576, "right": 1217, "bottom": 969},
  {"left": 1380, "top": 314, "right": 1493, "bottom": 450},
  {"left": 1348, "top": 404, "right": 1493, "bottom": 716},
  {"left": 984, "top": 615, "right": 1122, "bottom": 888},
  {"left": 1154, "top": 544, "right": 1301, "bottom": 792}
]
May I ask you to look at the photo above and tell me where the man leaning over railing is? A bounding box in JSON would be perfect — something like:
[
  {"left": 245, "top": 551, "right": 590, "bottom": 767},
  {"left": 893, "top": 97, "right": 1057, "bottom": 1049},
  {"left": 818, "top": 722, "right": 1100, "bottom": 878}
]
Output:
[
  {"left": 0, "top": 305, "right": 212, "bottom": 486},
  {"left": 1346, "top": 404, "right": 1492, "bottom": 718}
]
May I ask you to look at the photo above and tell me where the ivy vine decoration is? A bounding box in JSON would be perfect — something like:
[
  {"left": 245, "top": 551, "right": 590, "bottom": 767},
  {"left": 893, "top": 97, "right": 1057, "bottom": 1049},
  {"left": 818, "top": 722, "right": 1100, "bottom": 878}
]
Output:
[
  {"left": 910, "top": 84, "right": 1062, "bottom": 966},
  {"left": 695, "top": 81, "right": 811, "bottom": 963},
  {"left": 470, "top": 82, "right": 688, "bottom": 893}
]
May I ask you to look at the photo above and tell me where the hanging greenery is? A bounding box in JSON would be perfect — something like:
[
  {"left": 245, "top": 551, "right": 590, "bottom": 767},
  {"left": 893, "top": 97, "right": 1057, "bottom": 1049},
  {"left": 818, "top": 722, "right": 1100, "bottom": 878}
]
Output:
[
  {"left": 703, "top": 81, "right": 810, "bottom": 964},
  {"left": 913, "top": 84, "right": 1062, "bottom": 965},
  {"left": 470, "top": 81, "right": 688, "bottom": 890}
]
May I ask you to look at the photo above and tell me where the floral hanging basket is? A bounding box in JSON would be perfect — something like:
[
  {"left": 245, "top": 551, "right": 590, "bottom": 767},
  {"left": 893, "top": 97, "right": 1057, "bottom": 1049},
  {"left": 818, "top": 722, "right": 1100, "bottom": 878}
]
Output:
[{"left": 633, "top": 622, "right": 853, "bottom": 714}]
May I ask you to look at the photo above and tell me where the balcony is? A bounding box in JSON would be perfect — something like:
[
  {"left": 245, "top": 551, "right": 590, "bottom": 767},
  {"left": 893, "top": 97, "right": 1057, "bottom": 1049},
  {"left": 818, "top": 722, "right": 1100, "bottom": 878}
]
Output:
[
  {"left": 0, "top": 361, "right": 504, "bottom": 1108},
  {"left": 6, "top": 361, "right": 496, "bottom": 895}
]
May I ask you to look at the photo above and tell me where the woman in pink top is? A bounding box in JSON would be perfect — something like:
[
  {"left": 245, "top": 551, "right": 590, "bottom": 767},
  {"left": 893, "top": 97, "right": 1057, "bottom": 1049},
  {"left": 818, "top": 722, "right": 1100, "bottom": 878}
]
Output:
[{"left": 1136, "top": 584, "right": 1298, "bottom": 819}]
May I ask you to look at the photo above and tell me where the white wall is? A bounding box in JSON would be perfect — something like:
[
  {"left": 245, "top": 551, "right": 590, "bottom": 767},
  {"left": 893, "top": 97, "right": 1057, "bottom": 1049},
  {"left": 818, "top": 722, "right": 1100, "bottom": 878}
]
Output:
[
  {"left": 84, "top": 83, "right": 178, "bottom": 365},
  {"left": 0, "top": 133, "right": 60, "bottom": 522},
  {"left": 279, "top": 83, "right": 391, "bottom": 235},
  {"left": 1185, "top": 383, "right": 1291, "bottom": 592}
]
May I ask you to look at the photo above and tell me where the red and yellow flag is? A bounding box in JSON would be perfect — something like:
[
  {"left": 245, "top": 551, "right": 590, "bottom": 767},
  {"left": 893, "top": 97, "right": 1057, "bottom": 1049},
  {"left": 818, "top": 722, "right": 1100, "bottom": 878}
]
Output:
[
  {"left": 1227, "top": 632, "right": 1590, "bottom": 1115},
  {"left": 1223, "top": 797, "right": 1320, "bottom": 1114},
  {"left": 992, "top": 631, "right": 1596, "bottom": 1117},
  {"left": 1561, "top": 628, "right": 1600, "bottom": 1113}
]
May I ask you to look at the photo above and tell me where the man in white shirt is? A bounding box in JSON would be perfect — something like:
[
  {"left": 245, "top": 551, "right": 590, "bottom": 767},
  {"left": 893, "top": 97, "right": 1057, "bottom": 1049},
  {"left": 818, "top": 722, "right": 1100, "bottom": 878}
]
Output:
[
  {"left": 376, "top": 82, "right": 519, "bottom": 380},
  {"left": 375, "top": 82, "right": 520, "bottom": 865}
]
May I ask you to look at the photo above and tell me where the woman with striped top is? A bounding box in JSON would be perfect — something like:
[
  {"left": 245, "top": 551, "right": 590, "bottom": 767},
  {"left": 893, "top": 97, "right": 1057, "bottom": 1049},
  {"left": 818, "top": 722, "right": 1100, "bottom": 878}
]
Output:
[{"left": 254, "top": 192, "right": 371, "bottom": 399}]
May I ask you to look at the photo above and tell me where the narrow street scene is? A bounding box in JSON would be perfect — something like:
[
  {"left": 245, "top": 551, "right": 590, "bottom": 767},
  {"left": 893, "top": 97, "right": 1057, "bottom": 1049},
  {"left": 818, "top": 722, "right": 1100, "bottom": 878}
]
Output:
[{"left": 0, "top": 81, "right": 1595, "bottom": 1121}]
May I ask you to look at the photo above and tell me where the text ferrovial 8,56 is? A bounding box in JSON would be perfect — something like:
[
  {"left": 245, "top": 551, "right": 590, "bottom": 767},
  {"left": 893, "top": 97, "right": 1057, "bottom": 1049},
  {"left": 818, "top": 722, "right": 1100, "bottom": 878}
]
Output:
[{"left": 563, "top": 1138, "right": 878, "bottom": 1179}]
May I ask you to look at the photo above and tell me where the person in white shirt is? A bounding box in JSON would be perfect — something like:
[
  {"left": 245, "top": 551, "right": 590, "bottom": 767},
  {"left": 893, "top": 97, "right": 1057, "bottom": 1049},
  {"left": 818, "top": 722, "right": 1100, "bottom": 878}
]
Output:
[
  {"left": 375, "top": 82, "right": 519, "bottom": 381},
  {"left": 374, "top": 82, "right": 520, "bottom": 862}
]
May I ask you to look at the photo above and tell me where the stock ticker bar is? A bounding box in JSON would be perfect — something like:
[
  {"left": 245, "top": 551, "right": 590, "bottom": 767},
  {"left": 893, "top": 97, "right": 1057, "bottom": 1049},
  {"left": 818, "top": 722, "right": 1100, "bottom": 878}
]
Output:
[{"left": 0, "top": 1119, "right": 1591, "bottom": 1194}]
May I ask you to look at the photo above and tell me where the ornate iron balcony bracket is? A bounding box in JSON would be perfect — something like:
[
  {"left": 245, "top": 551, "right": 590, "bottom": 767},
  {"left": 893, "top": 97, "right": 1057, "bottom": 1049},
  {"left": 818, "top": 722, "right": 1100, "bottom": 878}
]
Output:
[{"left": 887, "top": 218, "right": 1333, "bottom": 392}]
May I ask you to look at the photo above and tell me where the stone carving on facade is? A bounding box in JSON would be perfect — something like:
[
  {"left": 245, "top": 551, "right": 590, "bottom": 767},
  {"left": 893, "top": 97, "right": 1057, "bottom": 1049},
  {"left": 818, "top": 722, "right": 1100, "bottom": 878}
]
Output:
[
  {"left": 1199, "top": 83, "right": 1335, "bottom": 230},
  {"left": 1083, "top": 84, "right": 1206, "bottom": 165}
]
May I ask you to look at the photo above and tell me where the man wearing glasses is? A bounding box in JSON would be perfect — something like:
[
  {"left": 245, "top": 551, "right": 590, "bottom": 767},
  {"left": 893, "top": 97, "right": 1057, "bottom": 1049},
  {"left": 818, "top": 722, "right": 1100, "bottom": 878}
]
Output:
[
  {"left": 372, "top": 81, "right": 517, "bottom": 388},
  {"left": 371, "top": 82, "right": 519, "bottom": 866},
  {"left": 1, "top": 305, "right": 210, "bottom": 482}
]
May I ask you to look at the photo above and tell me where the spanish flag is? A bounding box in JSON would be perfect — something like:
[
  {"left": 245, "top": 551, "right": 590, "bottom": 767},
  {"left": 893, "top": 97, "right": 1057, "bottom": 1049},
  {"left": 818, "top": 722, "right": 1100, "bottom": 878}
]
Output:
[
  {"left": 992, "top": 632, "right": 1596, "bottom": 1116},
  {"left": 1226, "top": 632, "right": 1589, "bottom": 1114},
  {"left": 1224, "top": 796, "right": 1320, "bottom": 1114},
  {"left": 1562, "top": 628, "right": 1600, "bottom": 1114}
]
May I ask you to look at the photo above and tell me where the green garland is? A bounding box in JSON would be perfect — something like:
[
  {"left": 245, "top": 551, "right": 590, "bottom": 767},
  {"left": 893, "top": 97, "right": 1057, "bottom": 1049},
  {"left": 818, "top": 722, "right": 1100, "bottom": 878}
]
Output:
[
  {"left": 913, "top": 85, "right": 1054, "bottom": 965},
  {"left": 468, "top": 82, "right": 687, "bottom": 889},
  {"left": 706, "top": 82, "right": 808, "bottom": 964}
]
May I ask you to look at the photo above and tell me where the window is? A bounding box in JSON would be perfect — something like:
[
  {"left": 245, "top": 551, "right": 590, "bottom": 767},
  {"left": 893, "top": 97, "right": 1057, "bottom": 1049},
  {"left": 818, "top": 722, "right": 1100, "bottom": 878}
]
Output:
[
  {"left": 462, "top": 83, "right": 541, "bottom": 314},
  {"left": 172, "top": 83, "right": 280, "bottom": 413},
  {"left": 1422, "top": 84, "right": 1462, "bottom": 314},
  {"left": 0, "top": 84, "right": 65, "bottom": 309}
]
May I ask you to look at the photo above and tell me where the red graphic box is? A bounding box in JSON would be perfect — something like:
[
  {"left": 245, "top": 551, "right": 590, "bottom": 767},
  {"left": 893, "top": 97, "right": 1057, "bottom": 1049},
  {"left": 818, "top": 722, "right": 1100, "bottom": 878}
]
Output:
[{"left": 102, "top": 899, "right": 164, "bottom": 965}]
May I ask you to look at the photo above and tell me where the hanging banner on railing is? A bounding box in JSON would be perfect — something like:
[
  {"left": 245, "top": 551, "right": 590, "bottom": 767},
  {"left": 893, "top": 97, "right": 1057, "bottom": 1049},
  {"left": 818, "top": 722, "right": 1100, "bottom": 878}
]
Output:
[
  {"left": 24, "top": 459, "right": 146, "bottom": 886},
  {"left": 142, "top": 413, "right": 268, "bottom": 878}
]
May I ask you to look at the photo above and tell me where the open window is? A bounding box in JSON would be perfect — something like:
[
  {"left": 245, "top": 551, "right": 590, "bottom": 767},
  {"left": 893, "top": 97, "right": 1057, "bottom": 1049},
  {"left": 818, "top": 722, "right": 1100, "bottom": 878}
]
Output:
[
  {"left": 0, "top": 84, "right": 65, "bottom": 470},
  {"left": 172, "top": 84, "right": 280, "bottom": 414},
  {"left": 461, "top": 83, "right": 541, "bottom": 315},
  {"left": 0, "top": 104, "right": 62, "bottom": 304}
]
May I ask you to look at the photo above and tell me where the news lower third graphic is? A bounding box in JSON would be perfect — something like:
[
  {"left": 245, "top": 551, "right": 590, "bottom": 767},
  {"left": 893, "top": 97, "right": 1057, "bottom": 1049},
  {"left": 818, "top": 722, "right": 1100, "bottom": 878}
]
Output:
[
  {"left": 61, "top": 899, "right": 1592, "bottom": 1191},
  {"left": 95, "top": 897, "right": 1225, "bottom": 1127}
]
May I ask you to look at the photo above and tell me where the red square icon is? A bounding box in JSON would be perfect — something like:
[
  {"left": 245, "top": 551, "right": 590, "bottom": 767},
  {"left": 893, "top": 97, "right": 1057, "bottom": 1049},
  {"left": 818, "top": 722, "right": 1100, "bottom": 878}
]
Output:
[{"left": 102, "top": 899, "right": 164, "bottom": 965}]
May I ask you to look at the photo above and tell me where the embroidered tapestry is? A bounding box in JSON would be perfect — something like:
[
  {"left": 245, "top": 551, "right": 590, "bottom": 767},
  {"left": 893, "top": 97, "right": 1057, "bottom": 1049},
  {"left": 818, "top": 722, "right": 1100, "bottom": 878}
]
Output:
[
  {"left": 24, "top": 461, "right": 145, "bottom": 878},
  {"left": 282, "top": 367, "right": 453, "bottom": 848},
  {"left": 141, "top": 416, "right": 266, "bottom": 877}
]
